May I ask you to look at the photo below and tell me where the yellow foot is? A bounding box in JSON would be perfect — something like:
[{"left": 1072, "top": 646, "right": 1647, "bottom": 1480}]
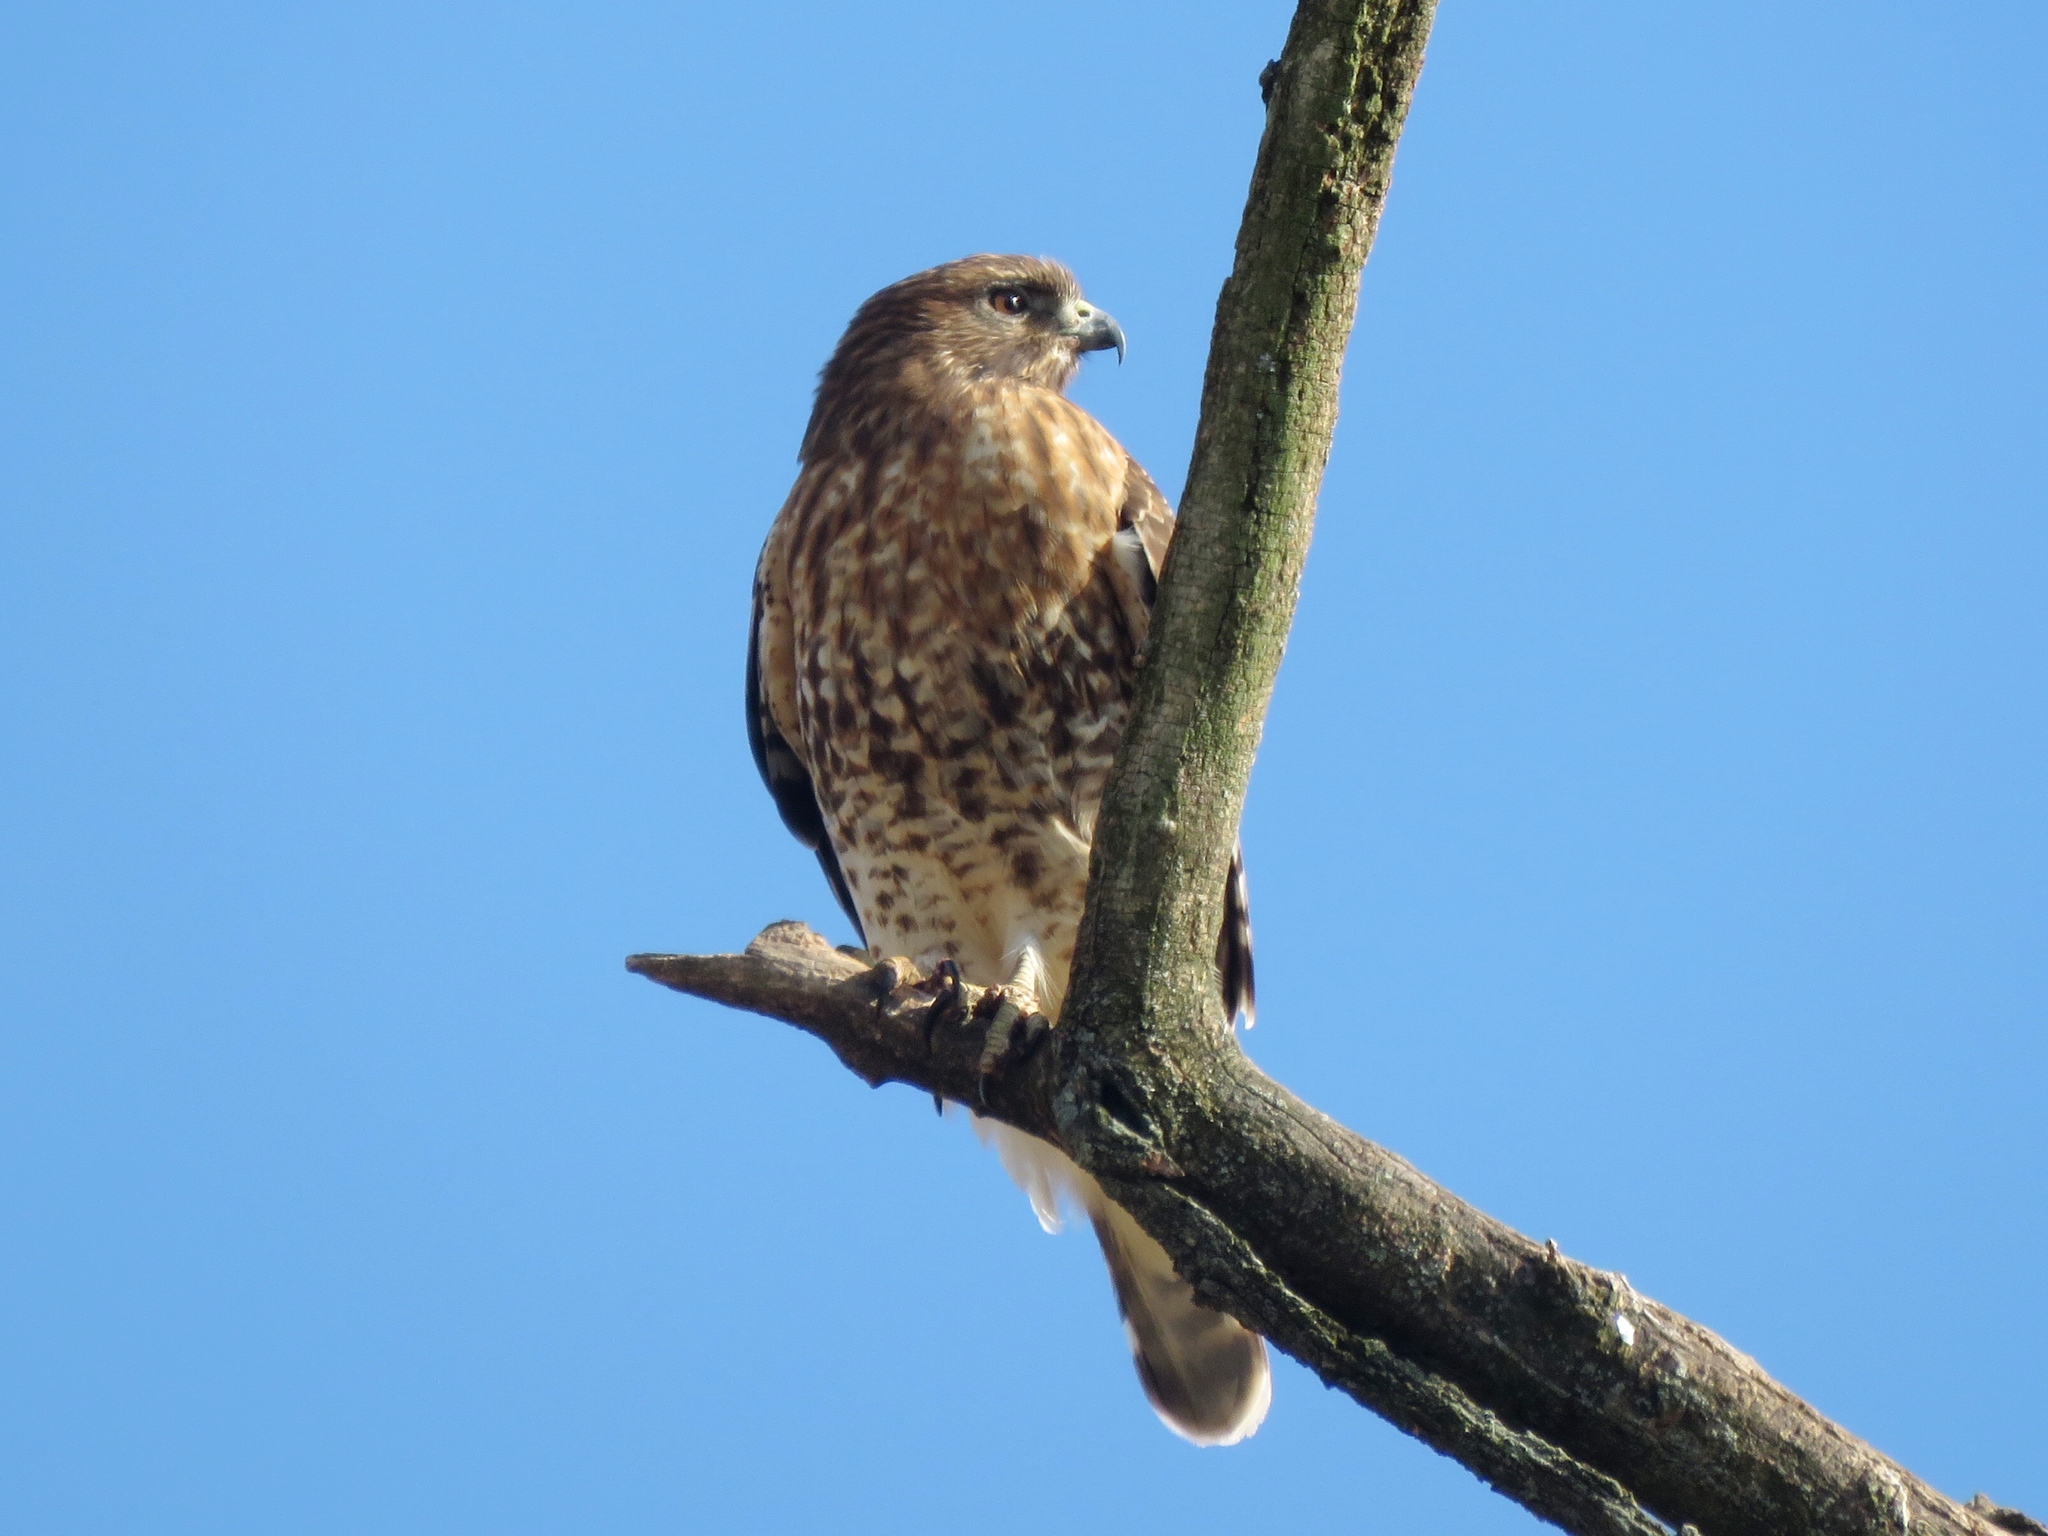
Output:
[{"left": 974, "top": 987, "right": 1051, "bottom": 1103}]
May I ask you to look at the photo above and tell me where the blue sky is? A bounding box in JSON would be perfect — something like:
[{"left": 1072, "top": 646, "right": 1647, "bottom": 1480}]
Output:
[{"left": 3, "top": 3, "right": 2042, "bottom": 1531}]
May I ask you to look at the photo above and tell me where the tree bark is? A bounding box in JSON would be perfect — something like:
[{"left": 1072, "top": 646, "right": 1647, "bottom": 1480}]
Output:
[{"left": 632, "top": 3, "right": 2038, "bottom": 1533}]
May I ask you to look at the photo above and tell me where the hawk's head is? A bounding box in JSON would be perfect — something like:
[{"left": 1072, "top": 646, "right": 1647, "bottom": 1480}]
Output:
[
  {"left": 888, "top": 253, "right": 1125, "bottom": 383},
  {"left": 807, "top": 255, "right": 1125, "bottom": 457}
]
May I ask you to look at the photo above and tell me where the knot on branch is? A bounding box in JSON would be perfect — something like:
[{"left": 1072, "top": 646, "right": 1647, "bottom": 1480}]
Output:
[{"left": 1259, "top": 57, "right": 1283, "bottom": 104}]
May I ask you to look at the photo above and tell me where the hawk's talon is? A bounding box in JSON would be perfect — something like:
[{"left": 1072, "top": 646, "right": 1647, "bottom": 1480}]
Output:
[
  {"left": 920, "top": 958, "right": 967, "bottom": 1056},
  {"left": 865, "top": 956, "right": 920, "bottom": 1032},
  {"left": 865, "top": 955, "right": 908, "bottom": 995},
  {"left": 974, "top": 991, "right": 1050, "bottom": 1106},
  {"left": 976, "top": 994, "right": 1022, "bottom": 1106}
]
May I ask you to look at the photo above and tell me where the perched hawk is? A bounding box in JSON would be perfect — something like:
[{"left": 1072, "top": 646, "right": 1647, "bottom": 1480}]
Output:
[{"left": 748, "top": 255, "right": 1269, "bottom": 1445}]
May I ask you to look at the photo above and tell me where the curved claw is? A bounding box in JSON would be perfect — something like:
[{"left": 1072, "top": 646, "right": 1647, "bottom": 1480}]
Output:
[{"left": 921, "top": 958, "right": 967, "bottom": 1056}]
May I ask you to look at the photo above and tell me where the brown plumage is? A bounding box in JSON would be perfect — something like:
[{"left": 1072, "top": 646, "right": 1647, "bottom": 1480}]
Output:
[{"left": 748, "top": 254, "right": 1268, "bottom": 1445}]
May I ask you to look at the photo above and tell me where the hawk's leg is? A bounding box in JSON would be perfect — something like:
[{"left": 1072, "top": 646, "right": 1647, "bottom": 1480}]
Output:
[
  {"left": 994, "top": 942, "right": 1049, "bottom": 1021},
  {"left": 975, "top": 947, "right": 1052, "bottom": 1104}
]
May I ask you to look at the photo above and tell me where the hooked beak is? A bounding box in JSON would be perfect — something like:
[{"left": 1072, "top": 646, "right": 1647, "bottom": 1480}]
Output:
[{"left": 1062, "top": 301, "right": 1127, "bottom": 364}]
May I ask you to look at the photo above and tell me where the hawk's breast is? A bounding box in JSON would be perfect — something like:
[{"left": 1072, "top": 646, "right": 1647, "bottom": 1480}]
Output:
[{"left": 768, "top": 383, "right": 1144, "bottom": 1004}]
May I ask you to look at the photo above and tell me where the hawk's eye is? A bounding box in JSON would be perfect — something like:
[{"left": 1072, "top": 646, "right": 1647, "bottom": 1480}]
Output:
[{"left": 989, "top": 288, "right": 1030, "bottom": 316}]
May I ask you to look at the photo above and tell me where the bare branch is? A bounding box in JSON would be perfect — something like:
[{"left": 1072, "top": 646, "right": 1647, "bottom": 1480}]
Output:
[{"left": 630, "top": 925, "right": 2022, "bottom": 1536}]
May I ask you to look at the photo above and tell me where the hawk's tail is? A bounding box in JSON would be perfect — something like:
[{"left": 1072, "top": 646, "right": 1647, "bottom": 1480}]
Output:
[
  {"left": 1088, "top": 1194, "right": 1271, "bottom": 1446},
  {"left": 977, "top": 1119, "right": 1270, "bottom": 1446}
]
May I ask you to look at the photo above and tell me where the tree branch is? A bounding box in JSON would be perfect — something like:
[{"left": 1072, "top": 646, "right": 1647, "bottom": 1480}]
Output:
[
  {"left": 631, "top": 927, "right": 2027, "bottom": 1536},
  {"left": 633, "top": 2, "right": 2036, "bottom": 1532}
]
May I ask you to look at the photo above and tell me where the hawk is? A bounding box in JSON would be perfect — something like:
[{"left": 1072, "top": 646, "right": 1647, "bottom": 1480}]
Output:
[{"left": 747, "top": 254, "right": 1269, "bottom": 1445}]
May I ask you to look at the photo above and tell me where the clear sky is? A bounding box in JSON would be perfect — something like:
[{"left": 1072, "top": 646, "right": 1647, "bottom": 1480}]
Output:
[{"left": 4, "top": 3, "right": 2043, "bottom": 1531}]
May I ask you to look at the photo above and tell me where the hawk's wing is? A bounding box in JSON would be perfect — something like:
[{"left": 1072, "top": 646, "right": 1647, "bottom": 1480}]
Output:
[
  {"left": 747, "top": 546, "right": 865, "bottom": 944},
  {"left": 1111, "top": 463, "right": 1258, "bottom": 1028}
]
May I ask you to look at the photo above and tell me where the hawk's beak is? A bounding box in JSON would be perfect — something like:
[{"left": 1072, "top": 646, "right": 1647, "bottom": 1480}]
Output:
[{"left": 1064, "top": 303, "right": 1127, "bottom": 365}]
